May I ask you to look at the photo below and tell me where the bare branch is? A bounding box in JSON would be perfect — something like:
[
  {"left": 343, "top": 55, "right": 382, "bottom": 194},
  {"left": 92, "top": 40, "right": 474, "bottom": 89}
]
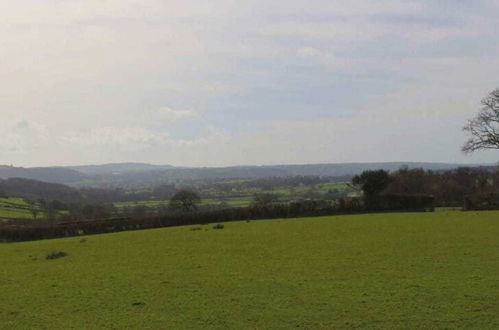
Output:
[{"left": 462, "top": 89, "right": 499, "bottom": 153}]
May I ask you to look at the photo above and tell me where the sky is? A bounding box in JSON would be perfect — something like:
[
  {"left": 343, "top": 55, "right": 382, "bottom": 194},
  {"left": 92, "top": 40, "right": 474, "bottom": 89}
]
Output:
[{"left": 1, "top": 0, "right": 499, "bottom": 167}]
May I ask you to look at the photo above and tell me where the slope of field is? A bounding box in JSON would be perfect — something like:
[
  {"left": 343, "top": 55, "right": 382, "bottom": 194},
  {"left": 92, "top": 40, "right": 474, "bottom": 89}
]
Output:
[
  {"left": 113, "top": 196, "right": 254, "bottom": 210},
  {"left": 1, "top": 211, "right": 499, "bottom": 329},
  {"left": 0, "top": 165, "right": 88, "bottom": 183},
  {"left": 0, "top": 197, "right": 34, "bottom": 219}
]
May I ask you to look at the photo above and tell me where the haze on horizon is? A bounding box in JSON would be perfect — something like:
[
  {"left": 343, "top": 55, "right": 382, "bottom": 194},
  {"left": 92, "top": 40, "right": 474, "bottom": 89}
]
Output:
[{"left": 1, "top": 0, "right": 499, "bottom": 168}]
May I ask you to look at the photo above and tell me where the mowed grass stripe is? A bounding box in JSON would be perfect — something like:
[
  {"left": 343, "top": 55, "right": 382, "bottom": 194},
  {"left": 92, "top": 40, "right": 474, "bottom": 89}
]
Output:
[{"left": 1, "top": 211, "right": 499, "bottom": 329}]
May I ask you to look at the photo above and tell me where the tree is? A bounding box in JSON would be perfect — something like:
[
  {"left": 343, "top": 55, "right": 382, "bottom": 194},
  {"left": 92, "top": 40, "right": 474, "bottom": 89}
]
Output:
[
  {"left": 131, "top": 205, "right": 149, "bottom": 218},
  {"left": 251, "top": 193, "right": 278, "bottom": 208},
  {"left": 351, "top": 170, "right": 392, "bottom": 197},
  {"left": 25, "top": 199, "right": 40, "bottom": 220},
  {"left": 169, "top": 190, "right": 201, "bottom": 212},
  {"left": 44, "top": 204, "right": 58, "bottom": 220},
  {"left": 31, "top": 207, "right": 39, "bottom": 220},
  {"left": 462, "top": 88, "right": 499, "bottom": 153},
  {"left": 384, "top": 168, "right": 430, "bottom": 195},
  {"left": 81, "top": 204, "right": 95, "bottom": 219},
  {"left": 153, "top": 184, "right": 177, "bottom": 199}
]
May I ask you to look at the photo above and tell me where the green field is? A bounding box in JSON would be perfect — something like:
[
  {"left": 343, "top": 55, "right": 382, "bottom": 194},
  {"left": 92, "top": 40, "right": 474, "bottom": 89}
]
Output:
[
  {"left": 0, "top": 197, "right": 35, "bottom": 220},
  {"left": 0, "top": 197, "right": 67, "bottom": 220},
  {"left": 2, "top": 211, "right": 499, "bottom": 329},
  {"left": 113, "top": 200, "right": 170, "bottom": 209},
  {"left": 113, "top": 182, "right": 354, "bottom": 211},
  {"left": 114, "top": 196, "right": 253, "bottom": 210},
  {"left": 200, "top": 196, "right": 253, "bottom": 207}
]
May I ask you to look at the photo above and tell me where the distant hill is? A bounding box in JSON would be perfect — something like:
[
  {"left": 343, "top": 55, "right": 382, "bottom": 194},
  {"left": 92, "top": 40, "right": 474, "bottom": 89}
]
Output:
[
  {"left": 0, "top": 162, "right": 493, "bottom": 187},
  {"left": 139, "top": 162, "right": 487, "bottom": 181},
  {"left": 0, "top": 178, "right": 84, "bottom": 203},
  {"left": 68, "top": 161, "right": 492, "bottom": 187},
  {"left": 259, "top": 162, "right": 472, "bottom": 177},
  {"left": 0, "top": 166, "right": 88, "bottom": 184},
  {"left": 66, "top": 162, "right": 175, "bottom": 176}
]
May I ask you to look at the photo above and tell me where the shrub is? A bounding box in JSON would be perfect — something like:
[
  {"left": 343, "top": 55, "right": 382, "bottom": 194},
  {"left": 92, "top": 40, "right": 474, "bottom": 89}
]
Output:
[
  {"left": 46, "top": 251, "right": 68, "bottom": 260},
  {"left": 0, "top": 197, "right": 436, "bottom": 242},
  {"left": 352, "top": 170, "right": 392, "bottom": 196},
  {"left": 251, "top": 193, "right": 279, "bottom": 208},
  {"left": 464, "top": 192, "right": 499, "bottom": 211},
  {"left": 213, "top": 224, "right": 224, "bottom": 230},
  {"left": 169, "top": 190, "right": 201, "bottom": 212},
  {"left": 364, "top": 194, "right": 434, "bottom": 212}
]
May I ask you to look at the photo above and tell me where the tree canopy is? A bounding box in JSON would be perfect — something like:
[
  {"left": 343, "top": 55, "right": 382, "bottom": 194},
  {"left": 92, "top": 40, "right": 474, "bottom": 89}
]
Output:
[
  {"left": 462, "top": 88, "right": 499, "bottom": 153},
  {"left": 352, "top": 170, "right": 392, "bottom": 197},
  {"left": 168, "top": 190, "right": 201, "bottom": 212}
]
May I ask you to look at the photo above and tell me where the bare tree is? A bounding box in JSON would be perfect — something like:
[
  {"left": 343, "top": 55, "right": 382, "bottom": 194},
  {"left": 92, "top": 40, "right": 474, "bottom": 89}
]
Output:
[
  {"left": 29, "top": 204, "right": 39, "bottom": 220},
  {"left": 462, "top": 89, "right": 499, "bottom": 153},
  {"left": 351, "top": 170, "right": 392, "bottom": 197},
  {"left": 169, "top": 190, "right": 201, "bottom": 212}
]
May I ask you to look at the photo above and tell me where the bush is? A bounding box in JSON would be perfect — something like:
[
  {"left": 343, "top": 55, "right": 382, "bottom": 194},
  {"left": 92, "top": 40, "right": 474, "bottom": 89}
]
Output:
[
  {"left": 464, "top": 192, "right": 499, "bottom": 210},
  {"left": 169, "top": 190, "right": 201, "bottom": 212},
  {"left": 364, "top": 194, "right": 434, "bottom": 212},
  {"left": 0, "top": 196, "right": 435, "bottom": 242},
  {"left": 251, "top": 193, "right": 279, "bottom": 208},
  {"left": 46, "top": 251, "right": 68, "bottom": 260},
  {"left": 213, "top": 224, "right": 224, "bottom": 230}
]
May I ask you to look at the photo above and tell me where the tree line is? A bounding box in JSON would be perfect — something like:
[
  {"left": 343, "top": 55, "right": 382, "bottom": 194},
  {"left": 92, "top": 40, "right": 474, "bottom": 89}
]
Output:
[{"left": 352, "top": 166, "right": 499, "bottom": 209}]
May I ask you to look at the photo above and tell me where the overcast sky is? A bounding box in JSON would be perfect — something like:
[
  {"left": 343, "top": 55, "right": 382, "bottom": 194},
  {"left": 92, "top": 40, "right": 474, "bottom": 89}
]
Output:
[{"left": 1, "top": 0, "right": 499, "bottom": 167}]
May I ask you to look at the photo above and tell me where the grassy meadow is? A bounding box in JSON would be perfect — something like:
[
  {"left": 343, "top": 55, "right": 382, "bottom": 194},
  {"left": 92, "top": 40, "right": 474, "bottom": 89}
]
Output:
[
  {"left": 112, "top": 181, "right": 354, "bottom": 212},
  {"left": 113, "top": 196, "right": 254, "bottom": 210},
  {"left": 0, "top": 197, "right": 35, "bottom": 220},
  {"left": 1, "top": 211, "right": 499, "bottom": 329}
]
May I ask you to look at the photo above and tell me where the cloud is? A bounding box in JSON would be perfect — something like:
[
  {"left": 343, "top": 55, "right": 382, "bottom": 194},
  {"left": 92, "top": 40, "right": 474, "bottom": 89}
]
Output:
[
  {"left": 296, "top": 47, "right": 355, "bottom": 71},
  {"left": 151, "top": 107, "right": 198, "bottom": 123},
  {"left": 0, "top": 119, "right": 49, "bottom": 153},
  {"left": 0, "top": 0, "right": 498, "bottom": 166},
  {"left": 54, "top": 124, "right": 229, "bottom": 165},
  {"left": 62, "top": 127, "right": 171, "bottom": 148}
]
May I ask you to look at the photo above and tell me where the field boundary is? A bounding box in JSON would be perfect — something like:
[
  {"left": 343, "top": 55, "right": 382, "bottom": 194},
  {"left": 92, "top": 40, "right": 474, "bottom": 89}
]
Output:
[{"left": 0, "top": 202, "right": 437, "bottom": 242}]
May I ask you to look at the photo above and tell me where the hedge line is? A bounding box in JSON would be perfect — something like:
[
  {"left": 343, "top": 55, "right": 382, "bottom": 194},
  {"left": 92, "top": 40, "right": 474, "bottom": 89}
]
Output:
[{"left": 0, "top": 195, "right": 435, "bottom": 242}]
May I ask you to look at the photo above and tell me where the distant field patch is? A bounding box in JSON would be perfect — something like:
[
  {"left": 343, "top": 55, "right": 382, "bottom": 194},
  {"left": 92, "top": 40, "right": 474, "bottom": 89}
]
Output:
[
  {"left": 0, "top": 197, "right": 36, "bottom": 220},
  {"left": 113, "top": 200, "right": 169, "bottom": 209},
  {"left": 1, "top": 211, "right": 499, "bottom": 328},
  {"left": 200, "top": 196, "right": 253, "bottom": 207},
  {"left": 114, "top": 196, "right": 253, "bottom": 210},
  {"left": 112, "top": 181, "right": 354, "bottom": 212}
]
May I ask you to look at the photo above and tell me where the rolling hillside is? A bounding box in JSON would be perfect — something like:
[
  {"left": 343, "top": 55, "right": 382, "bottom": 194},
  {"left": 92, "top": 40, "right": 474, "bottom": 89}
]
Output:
[
  {"left": 0, "top": 162, "right": 492, "bottom": 187},
  {"left": 2, "top": 211, "right": 499, "bottom": 328},
  {"left": 0, "top": 166, "right": 88, "bottom": 184}
]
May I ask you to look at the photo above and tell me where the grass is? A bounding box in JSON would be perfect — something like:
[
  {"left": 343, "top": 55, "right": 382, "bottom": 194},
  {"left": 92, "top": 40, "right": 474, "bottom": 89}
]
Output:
[
  {"left": 200, "top": 197, "right": 253, "bottom": 207},
  {"left": 113, "top": 182, "right": 354, "bottom": 211},
  {"left": 0, "top": 197, "right": 68, "bottom": 220},
  {"left": 0, "top": 197, "right": 35, "bottom": 220},
  {"left": 246, "top": 182, "right": 352, "bottom": 196},
  {"left": 114, "top": 196, "right": 253, "bottom": 210},
  {"left": 113, "top": 200, "right": 170, "bottom": 209},
  {"left": 1, "top": 211, "right": 499, "bottom": 329},
  {"left": 112, "top": 181, "right": 354, "bottom": 211}
]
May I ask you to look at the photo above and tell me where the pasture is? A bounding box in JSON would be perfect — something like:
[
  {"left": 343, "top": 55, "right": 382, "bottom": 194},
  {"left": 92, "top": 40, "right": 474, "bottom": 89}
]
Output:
[
  {"left": 1, "top": 211, "right": 499, "bottom": 329},
  {"left": 113, "top": 196, "right": 253, "bottom": 210},
  {"left": 0, "top": 197, "right": 35, "bottom": 220},
  {"left": 112, "top": 181, "right": 353, "bottom": 212}
]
